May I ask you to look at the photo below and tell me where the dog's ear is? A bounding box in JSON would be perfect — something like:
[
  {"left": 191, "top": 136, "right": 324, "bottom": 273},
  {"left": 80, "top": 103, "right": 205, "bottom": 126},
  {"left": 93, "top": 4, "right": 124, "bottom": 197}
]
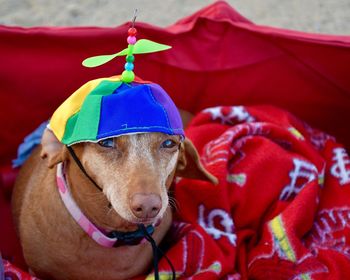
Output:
[
  {"left": 176, "top": 138, "right": 218, "bottom": 185},
  {"left": 40, "top": 128, "right": 64, "bottom": 168},
  {"left": 178, "top": 109, "right": 194, "bottom": 129}
]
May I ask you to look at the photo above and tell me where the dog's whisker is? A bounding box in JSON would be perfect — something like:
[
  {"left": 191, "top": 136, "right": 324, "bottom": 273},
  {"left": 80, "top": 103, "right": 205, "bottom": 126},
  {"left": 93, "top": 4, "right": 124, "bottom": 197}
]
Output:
[
  {"left": 168, "top": 196, "right": 179, "bottom": 211},
  {"left": 106, "top": 206, "right": 115, "bottom": 216}
]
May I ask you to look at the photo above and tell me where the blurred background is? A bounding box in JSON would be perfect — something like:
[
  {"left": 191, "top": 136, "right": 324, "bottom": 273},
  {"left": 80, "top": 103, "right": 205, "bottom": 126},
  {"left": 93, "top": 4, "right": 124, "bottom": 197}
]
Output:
[{"left": 1, "top": 0, "right": 349, "bottom": 35}]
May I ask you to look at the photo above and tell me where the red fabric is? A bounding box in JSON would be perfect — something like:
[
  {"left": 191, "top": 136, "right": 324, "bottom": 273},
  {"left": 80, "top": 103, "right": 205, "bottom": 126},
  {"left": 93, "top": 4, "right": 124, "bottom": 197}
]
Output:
[
  {"left": 3, "top": 260, "right": 37, "bottom": 280},
  {"left": 0, "top": 1, "right": 349, "bottom": 167},
  {"left": 1, "top": 0, "right": 350, "bottom": 278},
  {"left": 0, "top": 166, "right": 25, "bottom": 268},
  {"left": 4, "top": 105, "right": 350, "bottom": 279},
  {"left": 143, "top": 105, "right": 349, "bottom": 279}
]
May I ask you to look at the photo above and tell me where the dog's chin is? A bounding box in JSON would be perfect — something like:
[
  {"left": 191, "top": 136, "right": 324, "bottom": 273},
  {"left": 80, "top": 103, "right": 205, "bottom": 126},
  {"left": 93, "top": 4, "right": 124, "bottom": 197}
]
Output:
[
  {"left": 116, "top": 206, "right": 166, "bottom": 225},
  {"left": 109, "top": 217, "right": 162, "bottom": 233},
  {"left": 132, "top": 217, "right": 162, "bottom": 227},
  {"left": 110, "top": 209, "right": 163, "bottom": 232}
]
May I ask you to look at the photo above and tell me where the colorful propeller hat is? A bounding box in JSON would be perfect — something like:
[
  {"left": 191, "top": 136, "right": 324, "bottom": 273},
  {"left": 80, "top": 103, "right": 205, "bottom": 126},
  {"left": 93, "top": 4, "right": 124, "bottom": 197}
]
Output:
[{"left": 49, "top": 14, "right": 184, "bottom": 145}]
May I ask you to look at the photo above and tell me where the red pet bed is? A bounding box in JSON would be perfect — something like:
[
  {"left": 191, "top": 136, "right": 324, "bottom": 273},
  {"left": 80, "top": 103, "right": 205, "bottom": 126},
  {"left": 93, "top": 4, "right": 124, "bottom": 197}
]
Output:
[{"left": 1, "top": 1, "right": 350, "bottom": 279}]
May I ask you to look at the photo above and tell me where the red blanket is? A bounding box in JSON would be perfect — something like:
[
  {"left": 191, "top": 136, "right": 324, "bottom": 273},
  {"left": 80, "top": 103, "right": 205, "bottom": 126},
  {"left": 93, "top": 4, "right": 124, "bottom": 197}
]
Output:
[
  {"left": 143, "top": 105, "right": 350, "bottom": 279},
  {"left": 3, "top": 105, "right": 350, "bottom": 279}
]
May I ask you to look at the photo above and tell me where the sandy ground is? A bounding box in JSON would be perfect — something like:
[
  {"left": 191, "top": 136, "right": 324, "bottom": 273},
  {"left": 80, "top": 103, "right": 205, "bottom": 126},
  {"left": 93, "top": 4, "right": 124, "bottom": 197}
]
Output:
[{"left": 0, "top": 0, "right": 349, "bottom": 35}]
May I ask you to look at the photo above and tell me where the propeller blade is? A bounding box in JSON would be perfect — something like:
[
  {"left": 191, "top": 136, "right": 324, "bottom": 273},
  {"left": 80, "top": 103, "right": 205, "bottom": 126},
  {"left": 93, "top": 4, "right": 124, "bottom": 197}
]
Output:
[
  {"left": 82, "top": 53, "right": 118, "bottom": 67},
  {"left": 133, "top": 39, "right": 171, "bottom": 54},
  {"left": 82, "top": 48, "right": 128, "bottom": 67}
]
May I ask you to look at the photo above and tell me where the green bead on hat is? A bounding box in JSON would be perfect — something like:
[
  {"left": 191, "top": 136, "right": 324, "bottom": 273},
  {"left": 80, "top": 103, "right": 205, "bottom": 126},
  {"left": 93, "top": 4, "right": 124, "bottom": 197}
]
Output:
[{"left": 121, "top": 70, "right": 135, "bottom": 83}]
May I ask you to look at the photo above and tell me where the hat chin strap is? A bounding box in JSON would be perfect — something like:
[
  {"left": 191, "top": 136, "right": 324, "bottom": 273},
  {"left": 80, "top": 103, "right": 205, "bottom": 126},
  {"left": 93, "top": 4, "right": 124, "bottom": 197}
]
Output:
[{"left": 66, "top": 145, "right": 103, "bottom": 192}]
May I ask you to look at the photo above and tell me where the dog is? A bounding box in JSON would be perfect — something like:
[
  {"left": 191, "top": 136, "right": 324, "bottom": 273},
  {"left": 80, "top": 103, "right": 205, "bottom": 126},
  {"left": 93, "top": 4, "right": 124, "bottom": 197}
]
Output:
[{"left": 12, "top": 109, "right": 217, "bottom": 280}]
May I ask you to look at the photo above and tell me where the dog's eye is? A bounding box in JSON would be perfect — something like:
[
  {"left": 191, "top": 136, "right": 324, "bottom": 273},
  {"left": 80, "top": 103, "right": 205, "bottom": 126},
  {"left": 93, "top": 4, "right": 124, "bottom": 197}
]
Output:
[
  {"left": 161, "top": 139, "right": 177, "bottom": 149},
  {"left": 98, "top": 138, "right": 114, "bottom": 148}
]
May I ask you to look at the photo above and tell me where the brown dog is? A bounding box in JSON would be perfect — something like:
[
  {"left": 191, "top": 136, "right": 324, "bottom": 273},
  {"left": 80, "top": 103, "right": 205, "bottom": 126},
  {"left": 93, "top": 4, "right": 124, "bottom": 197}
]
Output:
[{"left": 12, "top": 118, "right": 217, "bottom": 279}]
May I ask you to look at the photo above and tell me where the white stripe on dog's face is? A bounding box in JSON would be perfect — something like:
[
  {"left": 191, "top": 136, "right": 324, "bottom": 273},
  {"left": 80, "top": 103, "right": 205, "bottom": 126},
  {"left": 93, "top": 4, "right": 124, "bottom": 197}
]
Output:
[{"left": 82, "top": 133, "right": 180, "bottom": 224}]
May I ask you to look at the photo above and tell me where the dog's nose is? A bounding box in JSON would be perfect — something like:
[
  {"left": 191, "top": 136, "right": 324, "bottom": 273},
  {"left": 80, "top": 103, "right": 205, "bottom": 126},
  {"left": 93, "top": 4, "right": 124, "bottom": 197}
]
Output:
[{"left": 130, "top": 193, "right": 162, "bottom": 219}]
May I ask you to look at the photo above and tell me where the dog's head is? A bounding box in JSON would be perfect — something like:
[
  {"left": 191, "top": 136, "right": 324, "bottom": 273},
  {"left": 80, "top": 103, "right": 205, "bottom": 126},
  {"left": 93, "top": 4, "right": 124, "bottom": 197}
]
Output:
[
  {"left": 43, "top": 78, "right": 216, "bottom": 230},
  {"left": 41, "top": 128, "right": 217, "bottom": 229}
]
